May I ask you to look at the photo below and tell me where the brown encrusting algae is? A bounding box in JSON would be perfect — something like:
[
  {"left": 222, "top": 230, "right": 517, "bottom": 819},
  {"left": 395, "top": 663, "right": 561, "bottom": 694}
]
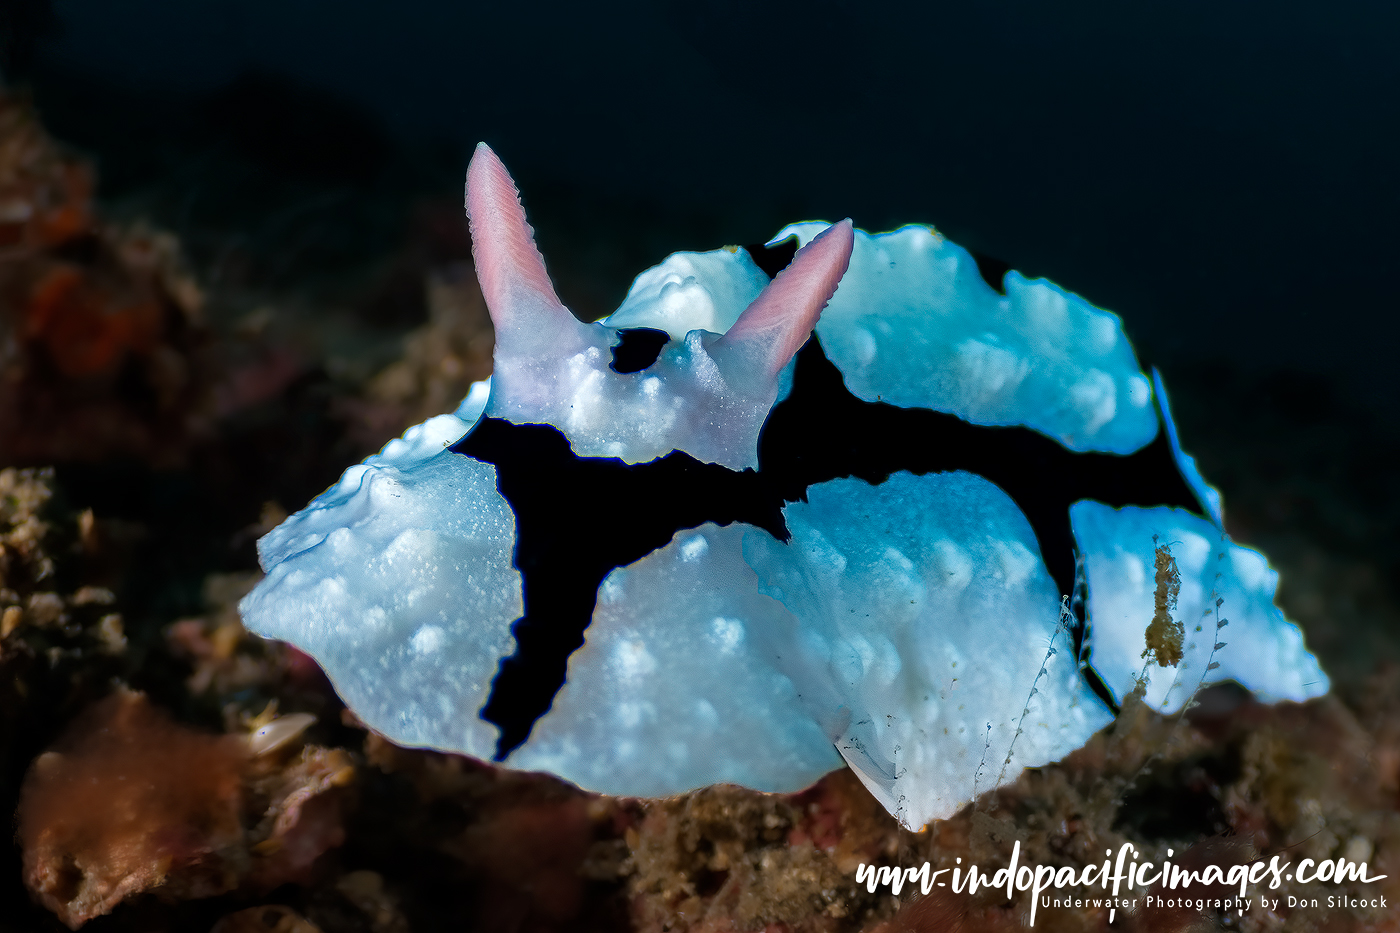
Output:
[{"left": 18, "top": 689, "right": 353, "bottom": 928}]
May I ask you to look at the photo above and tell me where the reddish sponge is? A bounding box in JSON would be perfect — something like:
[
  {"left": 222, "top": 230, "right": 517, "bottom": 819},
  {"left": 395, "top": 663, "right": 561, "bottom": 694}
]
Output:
[
  {"left": 18, "top": 689, "right": 355, "bottom": 928},
  {"left": 18, "top": 690, "right": 248, "bottom": 928}
]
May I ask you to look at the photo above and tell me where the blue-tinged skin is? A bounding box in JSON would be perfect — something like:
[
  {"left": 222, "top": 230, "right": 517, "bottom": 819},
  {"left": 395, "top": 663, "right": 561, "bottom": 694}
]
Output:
[
  {"left": 1153, "top": 367, "right": 1224, "bottom": 526},
  {"left": 745, "top": 471, "right": 1112, "bottom": 829},
  {"left": 1073, "top": 501, "right": 1327, "bottom": 711},
  {"left": 241, "top": 447, "right": 522, "bottom": 762},
  {"left": 509, "top": 523, "right": 843, "bottom": 797},
  {"left": 240, "top": 151, "right": 1329, "bottom": 830},
  {"left": 775, "top": 223, "right": 1159, "bottom": 455}
]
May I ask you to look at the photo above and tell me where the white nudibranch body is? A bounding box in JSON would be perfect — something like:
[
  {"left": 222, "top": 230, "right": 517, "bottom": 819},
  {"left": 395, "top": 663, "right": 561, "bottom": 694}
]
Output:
[{"left": 240, "top": 144, "right": 1328, "bottom": 831}]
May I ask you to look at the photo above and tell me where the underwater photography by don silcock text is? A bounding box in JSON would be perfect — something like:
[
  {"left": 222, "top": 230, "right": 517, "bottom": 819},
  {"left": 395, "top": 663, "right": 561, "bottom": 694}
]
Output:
[{"left": 2, "top": 3, "right": 1399, "bottom": 932}]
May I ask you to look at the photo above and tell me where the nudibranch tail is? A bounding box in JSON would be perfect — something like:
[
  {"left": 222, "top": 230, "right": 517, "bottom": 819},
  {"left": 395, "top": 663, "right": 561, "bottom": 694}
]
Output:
[
  {"left": 714, "top": 219, "right": 854, "bottom": 380},
  {"left": 465, "top": 142, "right": 585, "bottom": 356}
]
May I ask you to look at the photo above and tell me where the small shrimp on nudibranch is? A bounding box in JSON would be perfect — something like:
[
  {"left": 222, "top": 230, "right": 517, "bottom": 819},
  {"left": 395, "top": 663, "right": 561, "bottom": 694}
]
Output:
[{"left": 240, "top": 143, "right": 1328, "bottom": 831}]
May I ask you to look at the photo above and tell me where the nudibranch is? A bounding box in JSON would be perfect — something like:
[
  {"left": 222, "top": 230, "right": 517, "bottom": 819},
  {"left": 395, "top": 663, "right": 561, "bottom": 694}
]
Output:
[{"left": 240, "top": 144, "right": 1328, "bottom": 830}]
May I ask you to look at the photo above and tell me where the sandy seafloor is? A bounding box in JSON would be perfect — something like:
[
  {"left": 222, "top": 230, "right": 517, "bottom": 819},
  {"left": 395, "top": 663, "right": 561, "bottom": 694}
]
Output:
[{"left": 1, "top": 85, "right": 1399, "bottom": 933}]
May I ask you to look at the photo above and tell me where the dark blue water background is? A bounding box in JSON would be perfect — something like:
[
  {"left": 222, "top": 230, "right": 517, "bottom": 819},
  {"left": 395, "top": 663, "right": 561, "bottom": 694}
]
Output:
[{"left": 10, "top": 0, "right": 1399, "bottom": 416}]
